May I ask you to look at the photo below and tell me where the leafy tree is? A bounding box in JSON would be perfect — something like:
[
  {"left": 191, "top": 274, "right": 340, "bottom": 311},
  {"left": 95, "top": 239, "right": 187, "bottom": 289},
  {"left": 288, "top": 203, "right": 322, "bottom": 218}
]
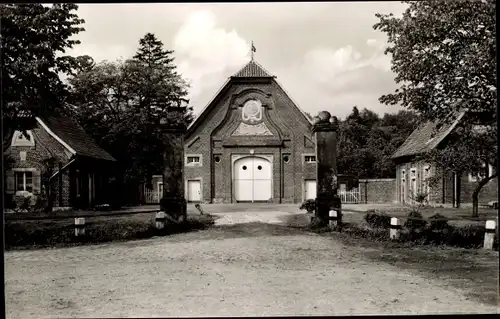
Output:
[
  {"left": 1, "top": 3, "right": 85, "bottom": 150},
  {"left": 374, "top": 0, "right": 496, "bottom": 216},
  {"left": 336, "top": 107, "right": 419, "bottom": 180},
  {"left": 69, "top": 33, "right": 193, "bottom": 202}
]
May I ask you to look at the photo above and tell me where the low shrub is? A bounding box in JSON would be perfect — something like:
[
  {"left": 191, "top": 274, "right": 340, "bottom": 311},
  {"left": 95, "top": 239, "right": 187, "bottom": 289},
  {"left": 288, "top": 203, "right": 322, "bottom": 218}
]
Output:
[
  {"left": 364, "top": 210, "right": 391, "bottom": 229},
  {"left": 340, "top": 222, "right": 389, "bottom": 241},
  {"left": 299, "top": 199, "right": 316, "bottom": 213},
  {"left": 404, "top": 210, "right": 427, "bottom": 231},
  {"left": 428, "top": 213, "right": 449, "bottom": 231},
  {"left": 399, "top": 227, "right": 451, "bottom": 246},
  {"left": 447, "top": 224, "right": 487, "bottom": 249}
]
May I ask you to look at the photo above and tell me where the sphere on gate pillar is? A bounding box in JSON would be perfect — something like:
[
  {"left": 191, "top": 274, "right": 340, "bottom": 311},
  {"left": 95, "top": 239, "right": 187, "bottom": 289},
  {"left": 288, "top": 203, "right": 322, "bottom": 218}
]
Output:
[
  {"left": 317, "top": 111, "right": 331, "bottom": 122},
  {"left": 329, "top": 116, "right": 338, "bottom": 125}
]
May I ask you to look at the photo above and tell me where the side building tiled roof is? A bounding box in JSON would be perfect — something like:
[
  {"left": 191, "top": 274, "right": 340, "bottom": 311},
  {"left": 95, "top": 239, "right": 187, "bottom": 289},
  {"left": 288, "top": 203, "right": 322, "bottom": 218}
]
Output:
[
  {"left": 391, "top": 111, "right": 465, "bottom": 159},
  {"left": 38, "top": 116, "right": 116, "bottom": 162}
]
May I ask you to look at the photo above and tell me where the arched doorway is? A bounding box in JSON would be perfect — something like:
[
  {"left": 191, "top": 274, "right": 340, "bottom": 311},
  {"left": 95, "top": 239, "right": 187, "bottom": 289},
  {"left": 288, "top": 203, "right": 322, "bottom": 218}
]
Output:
[{"left": 233, "top": 156, "right": 272, "bottom": 202}]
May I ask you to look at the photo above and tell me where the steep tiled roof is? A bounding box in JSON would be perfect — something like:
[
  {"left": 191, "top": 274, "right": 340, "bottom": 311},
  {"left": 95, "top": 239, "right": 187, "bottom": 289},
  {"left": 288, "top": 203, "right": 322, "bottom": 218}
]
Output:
[
  {"left": 391, "top": 112, "right": 465, "bottom": 159},
  {"left": 39, "top": 116, "right": 116, "bottom": 162},
  {"left": 232, "top": 60, "right": 274, "bottom": 78}
]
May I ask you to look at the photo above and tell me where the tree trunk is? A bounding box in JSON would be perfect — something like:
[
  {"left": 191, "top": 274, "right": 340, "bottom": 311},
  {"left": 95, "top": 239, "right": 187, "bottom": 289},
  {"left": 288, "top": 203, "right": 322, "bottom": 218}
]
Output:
[
  {"left": 472, "top": 192, "right": 479, "bottom": 218},
  {"left": 472, "top": 173, "right": 497, "bottom": 217}
]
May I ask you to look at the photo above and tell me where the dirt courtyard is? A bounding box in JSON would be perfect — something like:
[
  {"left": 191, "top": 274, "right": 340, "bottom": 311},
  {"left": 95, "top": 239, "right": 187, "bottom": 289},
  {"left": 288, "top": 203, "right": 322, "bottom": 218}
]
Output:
[{"left": 5, "top": 207, "right": 499, "bottom": 317}]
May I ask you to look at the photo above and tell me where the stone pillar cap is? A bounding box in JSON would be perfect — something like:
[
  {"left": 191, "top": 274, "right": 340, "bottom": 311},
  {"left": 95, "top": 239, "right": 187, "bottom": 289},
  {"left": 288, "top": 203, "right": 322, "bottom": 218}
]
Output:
[{"left": 312, "top": 110, "right": 338, "bottom": 132}]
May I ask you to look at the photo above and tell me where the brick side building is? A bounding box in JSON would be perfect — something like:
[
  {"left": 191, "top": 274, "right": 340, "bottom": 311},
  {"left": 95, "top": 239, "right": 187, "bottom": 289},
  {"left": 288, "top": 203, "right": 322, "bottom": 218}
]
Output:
[
  {"left": 5, "top": 116, "right": 116, "bottom": 210},
  {"left": 149, "top": 59, "right": 319, "bottom": 204},
  {"left": 392, "top": 112, "right": 497, "bottom": 206}
]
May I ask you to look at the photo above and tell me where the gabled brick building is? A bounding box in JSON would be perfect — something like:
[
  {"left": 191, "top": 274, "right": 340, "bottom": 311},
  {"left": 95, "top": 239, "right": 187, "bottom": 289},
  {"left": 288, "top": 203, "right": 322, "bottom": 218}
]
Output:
[
  {"left": 392, "top": 112, "right": 497, "bottom": 206},
  {"left": 148, "top": 59, "right": 319, "bottom": 204},
  {"left": 5, "top": 116, "right": 116, "bottom": 210}
]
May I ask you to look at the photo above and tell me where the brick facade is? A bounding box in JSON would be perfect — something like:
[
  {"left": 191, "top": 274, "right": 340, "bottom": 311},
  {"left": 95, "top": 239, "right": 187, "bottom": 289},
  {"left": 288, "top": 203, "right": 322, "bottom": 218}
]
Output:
[
  {"left": 5, "top": 117, "right": 116, "bottom": 210},
  {"left": 391, "top": 113, "right": 497, "bottom": 207},
  {"left": 5, "top": 123, "right": 73, "bottom": 207},
  {"left": 395, "top": 161, "right": 498, "bottom": 206},
  {"left": 358, "top": 179, "right": 397, "bottom": 204},
  {"left": 180, "top": 61, "right": 317, "bottom": 204}
]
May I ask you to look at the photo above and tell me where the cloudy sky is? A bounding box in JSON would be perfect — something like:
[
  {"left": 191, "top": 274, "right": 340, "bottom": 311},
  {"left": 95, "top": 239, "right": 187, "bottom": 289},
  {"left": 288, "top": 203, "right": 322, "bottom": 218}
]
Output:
[{"left": 67, "top": 2, "right": 409, "bottom": 119}]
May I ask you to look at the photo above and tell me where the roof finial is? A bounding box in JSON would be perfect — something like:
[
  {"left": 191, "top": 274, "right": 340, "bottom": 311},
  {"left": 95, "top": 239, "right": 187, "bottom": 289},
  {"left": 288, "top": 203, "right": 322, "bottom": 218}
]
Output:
[{"left": 251, "top": 41, "right": 256, "bottom": 62}]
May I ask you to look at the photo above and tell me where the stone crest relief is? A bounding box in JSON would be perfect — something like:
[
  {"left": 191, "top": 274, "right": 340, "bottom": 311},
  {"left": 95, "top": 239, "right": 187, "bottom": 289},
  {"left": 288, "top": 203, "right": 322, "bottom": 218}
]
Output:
[
  {"left": 242, "top": 99, "right": 263, "bottom": 124},
  {"left": 231, "top": 98, "right": 273, "bottom": 136},
  {"left": 232, "top": 122, "right": 273, "bottom": 136}
]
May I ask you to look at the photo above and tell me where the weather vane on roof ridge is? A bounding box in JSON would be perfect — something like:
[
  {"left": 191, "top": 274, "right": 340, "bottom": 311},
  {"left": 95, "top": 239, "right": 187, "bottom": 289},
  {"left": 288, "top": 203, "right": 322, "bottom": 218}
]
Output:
[{"left": 251, "top": 41, "right": 256, "bottom": 62}]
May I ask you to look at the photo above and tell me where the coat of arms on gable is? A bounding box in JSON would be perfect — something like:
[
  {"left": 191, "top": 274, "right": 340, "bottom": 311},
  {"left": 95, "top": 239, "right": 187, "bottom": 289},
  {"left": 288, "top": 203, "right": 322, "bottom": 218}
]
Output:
[
  {"left": 232, "top": 98, "right": 273, "bottom": 136},
  {"left": 242, "top": 99, "right": 263, "bottom": 124}
]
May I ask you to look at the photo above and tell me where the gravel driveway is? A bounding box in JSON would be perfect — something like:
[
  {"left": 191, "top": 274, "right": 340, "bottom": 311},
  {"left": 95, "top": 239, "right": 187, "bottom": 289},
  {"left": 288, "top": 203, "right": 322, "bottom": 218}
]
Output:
[{"left": 5, "top": 209, "right": 499, "bottom": 317}]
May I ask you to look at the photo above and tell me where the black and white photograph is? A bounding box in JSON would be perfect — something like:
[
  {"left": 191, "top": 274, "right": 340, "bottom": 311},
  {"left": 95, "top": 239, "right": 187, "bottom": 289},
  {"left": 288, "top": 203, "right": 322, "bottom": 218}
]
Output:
[{"left": 1, "top": 1, "right": 498, "bottom": 317}]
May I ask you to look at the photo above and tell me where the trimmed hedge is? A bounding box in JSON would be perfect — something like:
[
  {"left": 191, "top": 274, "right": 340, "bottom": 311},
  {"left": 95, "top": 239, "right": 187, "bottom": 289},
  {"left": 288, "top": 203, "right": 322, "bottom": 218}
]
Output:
[
  {"left": 5, "top": 214, "right": 216, "bottom": 250},
  {"left": 364, "top": 210, "right": 391, "bottom": 229},
  {"left": 428, "top": 213, "right": 449, "bottom": 230},
  {"left": 404, "top": 210, "right": 428, "bottom": 231},
  {"left": 329, "top": 211, "right": 498, "bottom": 251}
]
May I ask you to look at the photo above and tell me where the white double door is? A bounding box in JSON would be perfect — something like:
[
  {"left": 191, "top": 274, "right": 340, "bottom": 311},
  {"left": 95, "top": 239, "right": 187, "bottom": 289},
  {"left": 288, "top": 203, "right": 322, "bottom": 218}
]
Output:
[{"left": 234, "top": 156, "right": 272, "bottom": 202}]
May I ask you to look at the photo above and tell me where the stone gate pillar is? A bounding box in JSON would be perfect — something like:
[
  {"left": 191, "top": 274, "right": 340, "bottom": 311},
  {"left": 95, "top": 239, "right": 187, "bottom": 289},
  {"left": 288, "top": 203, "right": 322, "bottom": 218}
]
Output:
[
  {"left": 160, "top": 108, "right": 187, "bottom": 224},
  {"left": 312, "top": 111, "right": 341, "bottom": 226}
]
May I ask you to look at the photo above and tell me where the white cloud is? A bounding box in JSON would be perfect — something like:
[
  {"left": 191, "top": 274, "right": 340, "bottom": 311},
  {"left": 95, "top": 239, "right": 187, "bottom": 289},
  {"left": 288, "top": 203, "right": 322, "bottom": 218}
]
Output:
[
  {"left": 59, "top": 4, "right": 407, "bottom": 119},
  {"left": 275, "top": 43, "right": 398, "bottom": 119},
  {"left": 173, "top": 10, "right": 251, "bottom": 112},
  {"left": 301, "top": 46, "right": 363, "bottom": 82},
  {"left": 298, "top": 44, "right": 392, "bottom": 86},
  {"left": 366, "top": 38, "right": 377, "bottom": 46},
  {"left": 172, "top": 9, "right": 399, "bottom": 120}
]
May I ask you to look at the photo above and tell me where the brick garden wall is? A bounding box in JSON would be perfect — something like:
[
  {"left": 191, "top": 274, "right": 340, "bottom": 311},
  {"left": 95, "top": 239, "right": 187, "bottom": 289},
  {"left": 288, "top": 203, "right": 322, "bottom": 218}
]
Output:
[
  {"left": 358, "top": 179, "right": 397, "bottom": 204},
  {"left": 460, "top": 175, "right": 498, "bottom": 205}
]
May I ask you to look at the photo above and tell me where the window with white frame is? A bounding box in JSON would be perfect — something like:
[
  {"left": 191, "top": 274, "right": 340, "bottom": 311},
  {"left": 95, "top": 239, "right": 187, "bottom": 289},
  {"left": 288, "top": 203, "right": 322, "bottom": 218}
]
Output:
[
  {"left": 15, "top": 171, "right": 33, "bottom": 192},
  {"left": 185, "top": 155, "right": 202, "bottom": 166},
  {"left": 304, "top": 155, "right": 316, "bottom": 163}
]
